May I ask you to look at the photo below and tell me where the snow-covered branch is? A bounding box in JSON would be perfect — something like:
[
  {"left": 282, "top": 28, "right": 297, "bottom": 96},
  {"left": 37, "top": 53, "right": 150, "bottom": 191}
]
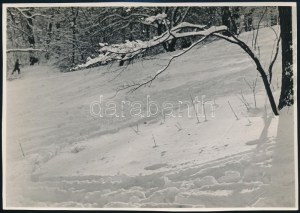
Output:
[
  {"left": 144, "top": 13, "right": 167, "bottom": 25},
  {"left": 7, "top": 48, "right": 47, "bottom": 53},
  {"left": 72, "top": 24, "right": 225, "bottom": 71},
  {"left": 103, "top": 25, "right": 223, "bottom": 54},
  {"left": 171, "top": 22, "right": 206, "bottom": 32}
]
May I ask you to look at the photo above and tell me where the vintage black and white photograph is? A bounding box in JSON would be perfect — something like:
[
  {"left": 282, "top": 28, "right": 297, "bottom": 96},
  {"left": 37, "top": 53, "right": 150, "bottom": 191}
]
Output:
[{"left": 2, "top": 2, "right": 297, "bottom": 210}]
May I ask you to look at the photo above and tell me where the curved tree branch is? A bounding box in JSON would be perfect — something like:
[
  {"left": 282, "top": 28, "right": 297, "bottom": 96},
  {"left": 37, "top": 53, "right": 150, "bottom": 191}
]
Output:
[
  {"left": 218, "top": 31, "right": 279, "bottom": 115},
  {"left": 129, "top": 33, "right": 212, "bottom": 92},
  {"left": 14, "top": 7, "right": 50, "bottom": 19},
  {"left": 73, "top": 21, "right": 279, "bottom": 115},
  {"left": 268, "top": 35, "right": 281, "bottom": 83}
]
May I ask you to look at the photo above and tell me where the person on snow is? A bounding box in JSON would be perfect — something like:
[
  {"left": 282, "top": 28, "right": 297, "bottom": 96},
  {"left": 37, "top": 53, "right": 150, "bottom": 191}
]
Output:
[{"left": 12, "top": 59, "right": 21, "bottom": 75}]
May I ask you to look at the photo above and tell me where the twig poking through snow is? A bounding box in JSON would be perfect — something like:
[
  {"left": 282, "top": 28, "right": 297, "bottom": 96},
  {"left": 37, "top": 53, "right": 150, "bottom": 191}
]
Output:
[
  {"left": 228, "top": 101, "right": 239, "bottom": 120},
  {"left": 175, "top": 122, "right": 182, "bottom": 131},
  {"left": 130, "top": 123, "right": 139, "bottom": 134},
  {"left": 247, "top": 117, "right": 252, "bottom": 126},
  {"left": 202, "top": 101, "right": 208, "bottom": 122},
  {"left": 152, "top": 134, "right": 157, "bottom": 148},
  {"left": 19, "top": 142, "right": 25, "bottom": 157},
  {"left": 189, "top": 94, "right": 200, "bottom": 124},
  {"left": 160, "top": 113, "right": 166, "bottom": 125},
  {"left": 244, "top": 77, "right": 258, "bottom": 108},
  {"left": 237, "top": 90, "right": 250, "bottom": 111}
]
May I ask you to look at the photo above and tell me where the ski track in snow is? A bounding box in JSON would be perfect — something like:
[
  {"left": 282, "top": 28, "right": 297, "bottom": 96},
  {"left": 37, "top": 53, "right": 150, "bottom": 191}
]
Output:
[{"left": 9, "top": 133, "right": 279, "bottom": 208}]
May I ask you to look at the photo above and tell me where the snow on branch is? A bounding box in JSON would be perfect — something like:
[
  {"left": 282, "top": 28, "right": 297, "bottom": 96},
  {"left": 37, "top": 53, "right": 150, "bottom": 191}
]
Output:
[
  {"left": 72, "top": 24, "right": 226, "bottom": 71},
  {"left": 7, "top": 48, "right": 47, "bottom": 53},
  {"left": 103, "top": 25, "right": 223, "bottom": 54},
  {"left": 144, "top": 13, "right": 167, "bottom": 24},
  {"left": 171, "top": 22, "right": 206, "bottom": 32},
  {"left": 78, "top": 19, "right": 279, "bottom": 115}
]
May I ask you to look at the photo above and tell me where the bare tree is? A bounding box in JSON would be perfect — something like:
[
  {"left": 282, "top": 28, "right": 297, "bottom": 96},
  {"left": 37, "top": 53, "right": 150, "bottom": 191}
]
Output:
[{"left": 74, "top": 19, "right": 280, "bottom": 115}]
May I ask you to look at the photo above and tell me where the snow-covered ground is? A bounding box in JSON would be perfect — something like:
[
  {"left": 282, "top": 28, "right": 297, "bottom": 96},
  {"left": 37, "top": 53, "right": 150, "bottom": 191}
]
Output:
[{"left": 3, "top": 26, "right": 297, "bottom": 209}]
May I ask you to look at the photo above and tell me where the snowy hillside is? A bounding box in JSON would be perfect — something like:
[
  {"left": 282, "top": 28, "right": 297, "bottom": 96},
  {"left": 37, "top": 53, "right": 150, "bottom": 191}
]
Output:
[{"left": 4, "top": 26, "right": 296, "bottom": 209}]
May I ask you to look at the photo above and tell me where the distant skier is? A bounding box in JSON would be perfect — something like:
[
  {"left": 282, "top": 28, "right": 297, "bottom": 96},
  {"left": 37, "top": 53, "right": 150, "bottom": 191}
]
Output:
[{"left": 12, "top": 59, "right": 21, "bottom": 75}]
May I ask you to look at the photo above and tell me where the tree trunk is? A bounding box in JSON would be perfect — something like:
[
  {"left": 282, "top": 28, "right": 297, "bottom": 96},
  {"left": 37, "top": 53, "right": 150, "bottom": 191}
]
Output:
[
  {"left": 222, "top": 7, "right": 231, "bottom": 36},
  {"left": 157, "top": 21, "right": 177, "bottom": 52},
  {"left": 71, "top": 7, "right": 78, "bottom": 65},
  {"left": 222, "top": 7, "right": 238, "bottom": 35},
  {"left": 24, "top": 9, "right": 35, "bottom": 48},
  {"left": 45, "top": 22, "right": 52, "bottom": 60},
  {"left": 278, "top": 6, "right": 294, "bottom": 110},
  {"left": 167, "top": 38, "right": 177, "bottom": 52},
  {"left": 146, "top": 25, "right": 150, "bottom": 39},
  {"left": 157, "top": 22, "right": 167, "bottom": 51}
]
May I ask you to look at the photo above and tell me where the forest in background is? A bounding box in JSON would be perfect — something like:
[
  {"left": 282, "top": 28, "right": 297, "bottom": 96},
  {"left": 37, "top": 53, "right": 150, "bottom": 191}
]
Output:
[{"left": 6, "top": 6, "right": 278, "bottom": 70}]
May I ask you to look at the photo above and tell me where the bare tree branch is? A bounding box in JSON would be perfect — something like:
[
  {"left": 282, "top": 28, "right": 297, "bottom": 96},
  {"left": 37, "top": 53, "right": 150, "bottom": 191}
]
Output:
[
  {"left": 171, "top": 7, "right": 179, "bottom": 28},
  {"left": 128, "top": 29, "right": 225, "bottom": 92},
  {"left": 99, "top": 13, "right": 150, "bottom": 25},
  {"left": 14, "top": 7, "right": 50, "bottom": 19},
  {"left": 72, "top": 20, "right": 279, "bottom": 115},
  {"left": 179, "top": 7, "right": 191, "bottom": 24},
  {"left": 86, "top": 13, "right": 153, "bottom": 34},
  {"left": 8, "top": 23, "right": 32, "bottom": 37}
]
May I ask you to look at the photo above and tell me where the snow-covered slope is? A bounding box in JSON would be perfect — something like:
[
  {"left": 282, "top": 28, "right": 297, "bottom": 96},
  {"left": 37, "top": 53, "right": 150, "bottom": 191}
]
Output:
[{"left": 4, "top": 26, "right": 297, "bottom": 209}]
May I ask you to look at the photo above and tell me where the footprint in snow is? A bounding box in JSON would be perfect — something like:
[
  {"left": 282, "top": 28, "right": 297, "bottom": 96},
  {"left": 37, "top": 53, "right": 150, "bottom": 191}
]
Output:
[
  {"left": 144, "top": 163, "right": 168, "bottom": 170},
  {"left": 161, "top": 151, "right": 167, "bottom": 156},
  {"left": 246, "top": 139, "right": 260, "bottom": 146}
]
